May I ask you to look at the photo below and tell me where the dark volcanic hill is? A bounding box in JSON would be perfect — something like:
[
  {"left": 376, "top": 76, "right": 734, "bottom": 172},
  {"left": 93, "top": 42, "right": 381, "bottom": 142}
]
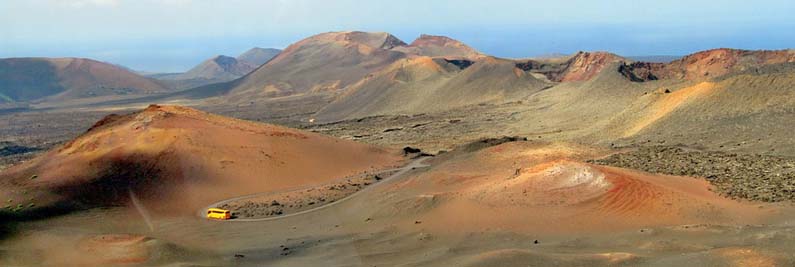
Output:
[
  {"left": 185, "top": 55, "right": 257, "bottom": 79},
  {"left": 149, "top": 48, "right": 281, "bottom": 90},
  {"left": 157, "top": 55, "right": 256, "bottom": 81},
  {"left": 0, "top": 57, "right": 169, "bottom": 103},
  {"left": 149, "top": 55, "right": 258, "bottom": 90}
]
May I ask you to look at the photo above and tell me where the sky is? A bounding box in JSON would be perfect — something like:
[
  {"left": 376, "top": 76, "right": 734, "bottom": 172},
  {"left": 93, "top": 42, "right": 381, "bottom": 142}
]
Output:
[{"left": 2, "top": 0, "right": 795, "bottom": 72}]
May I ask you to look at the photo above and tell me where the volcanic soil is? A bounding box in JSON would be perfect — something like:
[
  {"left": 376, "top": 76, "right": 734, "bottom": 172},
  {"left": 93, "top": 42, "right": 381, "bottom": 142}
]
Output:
[
  {"left": 0, "top": 104, "right": 404, "bottom": 217},
  {"left": 3, "top": 131, "right": 795, "bottom": 266},
  {"left": 2, "top": 43, "right": 795, "bottom": 266}
]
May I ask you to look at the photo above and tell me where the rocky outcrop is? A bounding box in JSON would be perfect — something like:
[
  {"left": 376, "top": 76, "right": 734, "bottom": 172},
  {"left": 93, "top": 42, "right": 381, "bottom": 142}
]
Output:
[
  {"left": 619, "top": 48, "right": 795, "bottom": 82},
  {"left": 443, "top": 59, "right": 475, "bottom": 70},
  {"left": 558, "top": 52, "right": 625, "bottom": 82},
  {"left": 515, "top": 52, "right": 625, "bottom": 82},
  {"left": 618, "top": 62, "right": 665, "bottom": 82},
  {"left": 518, "top": 48, "right": 795, "bottom": 83},
  {"left": 662, "top": 48, "right": 795, "bottom": 80},
  {"left": 380, "top": 34, "right": 409, "bottom": 49}
]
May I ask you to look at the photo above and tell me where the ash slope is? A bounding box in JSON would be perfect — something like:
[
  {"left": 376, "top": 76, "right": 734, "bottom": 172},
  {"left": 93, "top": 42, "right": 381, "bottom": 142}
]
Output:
[{"left": 315, "top": 56, "right": 549, "bottom": 122}]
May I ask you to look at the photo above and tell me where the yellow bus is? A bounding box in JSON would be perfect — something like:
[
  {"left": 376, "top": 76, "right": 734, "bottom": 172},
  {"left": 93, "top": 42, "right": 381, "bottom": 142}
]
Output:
[{"left": 207, "top": 208, "right": 232, "bottom": 220}]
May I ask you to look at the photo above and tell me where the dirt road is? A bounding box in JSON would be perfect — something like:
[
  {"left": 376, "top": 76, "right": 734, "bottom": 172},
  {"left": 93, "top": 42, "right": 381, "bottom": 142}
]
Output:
[{"left": 200, "top": 156, "right": 431, "bottom": 222}]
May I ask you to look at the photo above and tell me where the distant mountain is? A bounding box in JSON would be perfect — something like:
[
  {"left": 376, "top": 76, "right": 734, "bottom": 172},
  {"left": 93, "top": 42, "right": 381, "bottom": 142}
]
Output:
[
  {"left": 163, "top": 55, "right": 256, "bottom": 81},
  {"left": 312, "top": 50, "right": 643, "bottom": 122},
  {"left": 0, "top": 57, "right": 169, "bottom": 103},
  {"left": 313, "top": 44, "right": 795, "bottom": 122},
  {"left": 219, "top": 31, "right": 496, "bottom": 102},
  {"left": 58, "top": 31, "right": 795, "bottom": 131},
  {"left": 224, "top": 31, "right": 409, "bottom": 100},
  {"left": 314, "top": 56, "right": 548, "bottom": 122},
  {"left": 392, "top": 34, "right": 482, "bottom": 58},
  {"left": 628, "top": 55, "right": 682, "bottom": 63},
  {"left": 149, "top": 55, "right": 255, "bottom": 90},
  {"left": 236, "top": 47, "right": 281, "bottom": 66},
  {"left": 149, "top": 48, "right": 281, "bottom": 90}
]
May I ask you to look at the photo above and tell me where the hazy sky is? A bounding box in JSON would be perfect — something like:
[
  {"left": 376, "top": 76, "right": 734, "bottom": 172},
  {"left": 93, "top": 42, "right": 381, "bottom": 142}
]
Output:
[{"left": 2, "top": 0, "right": 795, "bottom": 72}]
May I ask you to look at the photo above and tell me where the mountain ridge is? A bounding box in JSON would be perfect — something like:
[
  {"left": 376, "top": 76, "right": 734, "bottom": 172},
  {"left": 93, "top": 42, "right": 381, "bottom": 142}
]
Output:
[
  {"left": 0, "top": 57, "right": 169, "bottom": 103},
  {"left": 147, "top": 47, "right": 282, "bottom": 90}
]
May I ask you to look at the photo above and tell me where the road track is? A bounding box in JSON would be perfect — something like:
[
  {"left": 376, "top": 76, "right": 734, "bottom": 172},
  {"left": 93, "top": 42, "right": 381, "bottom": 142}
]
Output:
[{"left": 199, "top": 157, "right": 430, "bottom": 222}]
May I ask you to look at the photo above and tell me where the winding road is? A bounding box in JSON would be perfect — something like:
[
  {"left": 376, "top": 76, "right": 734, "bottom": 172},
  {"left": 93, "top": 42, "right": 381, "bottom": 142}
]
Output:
[{"left": 200, "top": 157, "right": 431, "bottom": 222}]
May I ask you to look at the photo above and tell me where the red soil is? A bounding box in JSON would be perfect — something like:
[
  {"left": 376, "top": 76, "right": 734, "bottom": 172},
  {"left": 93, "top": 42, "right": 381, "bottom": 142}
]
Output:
[
  {"left": 384, "top": 142, "right": 770, "bottom": 234},
  {"left": 663, "top": 48, "right": 795, "bottom": 80},
  {"left": 622, "top": 48, "right": 795, "bottom": 81}
]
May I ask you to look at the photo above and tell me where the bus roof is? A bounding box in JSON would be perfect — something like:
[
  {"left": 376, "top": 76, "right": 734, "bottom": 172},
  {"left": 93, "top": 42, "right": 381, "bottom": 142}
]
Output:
[{"left": 208, "top": 208, "right": 230, "bottom": 212}]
